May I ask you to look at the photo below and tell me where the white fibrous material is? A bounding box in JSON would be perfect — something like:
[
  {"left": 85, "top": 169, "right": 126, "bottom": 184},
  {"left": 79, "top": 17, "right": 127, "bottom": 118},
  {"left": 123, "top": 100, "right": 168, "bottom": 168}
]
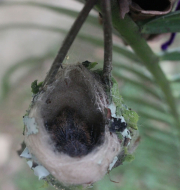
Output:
[
  {"left": 26, "top": 126, "right": 121, "bottom": 185},
  {"left": 22, "top": 63, "right": 139, "bottom": 188}
]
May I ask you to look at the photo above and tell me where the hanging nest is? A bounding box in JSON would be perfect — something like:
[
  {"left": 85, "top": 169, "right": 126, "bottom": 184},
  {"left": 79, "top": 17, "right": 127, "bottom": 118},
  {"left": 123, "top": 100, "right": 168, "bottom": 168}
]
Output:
[{"left": 20, "top": 62, "right": 139, "bottom": 189}]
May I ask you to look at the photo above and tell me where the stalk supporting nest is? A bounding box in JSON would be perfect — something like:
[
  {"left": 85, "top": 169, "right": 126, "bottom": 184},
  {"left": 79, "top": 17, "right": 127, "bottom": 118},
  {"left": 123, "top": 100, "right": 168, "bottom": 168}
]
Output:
[
  {"left": 43, "top": 0, "right": 98, "bottom": 86},
  {"left": 43, "top": 0, "right": 113, "bottom": 95},
  {"left": 101, "top": 0, "right": 113, "bottom": 99}
]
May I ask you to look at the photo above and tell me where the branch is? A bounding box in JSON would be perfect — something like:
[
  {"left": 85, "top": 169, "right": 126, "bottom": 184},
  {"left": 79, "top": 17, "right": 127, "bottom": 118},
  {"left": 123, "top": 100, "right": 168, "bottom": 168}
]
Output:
[
  {"left": 101, "top": 0, "right": 113, "bottom": 87},
  {"left": 43, "top": 0, "right": 98, "bottom": 85}
]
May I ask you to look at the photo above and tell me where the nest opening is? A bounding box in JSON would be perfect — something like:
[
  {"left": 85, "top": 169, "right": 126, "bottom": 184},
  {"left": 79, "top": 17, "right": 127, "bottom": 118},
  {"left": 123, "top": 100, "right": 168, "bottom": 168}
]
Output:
[
  {"left": 35, "top": 65, "right": 107, "bottom": 157},
  {"left": 44, "top": 107, "right": 105, "bottom": 157},
  {"left": 133, "top": 0, "right": 170, "bottom": 11}
]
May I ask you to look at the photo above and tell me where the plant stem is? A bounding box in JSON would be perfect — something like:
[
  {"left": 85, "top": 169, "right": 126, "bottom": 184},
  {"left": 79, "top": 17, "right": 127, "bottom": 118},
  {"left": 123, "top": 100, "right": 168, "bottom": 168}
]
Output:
[
  {"left": 101, "top": 0, "right": 112, "bottom": 86},
  {"left": 43, "top": 0, "right": 97, "bottom": 85}
]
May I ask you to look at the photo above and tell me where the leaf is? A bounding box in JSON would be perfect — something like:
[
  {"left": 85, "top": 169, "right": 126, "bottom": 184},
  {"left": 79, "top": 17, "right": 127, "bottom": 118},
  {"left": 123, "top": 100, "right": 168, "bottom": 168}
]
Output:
[
  {"left": 0, "top": 1, "right": 98, "bottom": 26},
  {"left": 113, "top": 63, "right": 153, "bottom": 82},
  {"left": 144, "top": 123, "right": 171, "bottom": 135},
  {"left": 137, "top": 110, "right": 174, "bottom": 125},
  {"left": 168, "top": 73, "right": 180, "bottom": 83},
  {"left": 123, "top": 95, "right": 167, "bottom": 114},
  {"left": 0, "top": 23, "right": 139, "bottom": 63},
  {"left": 113, "top": 70, "right": 162, "bottom": 100},
  {"left": 141, "top": 10, "right": 180, "bottom": 34},
  {"left": 0, "top": 54, "right": 54, "bottom": 101},
  {"left": 0, "top": 59, "right": 33, "bottom": 100},
  {"left": 0, "top": 23, "right": 67, "bottom": 33},
  {"left": 113, "top": 45, "right": 140, "bottom": 63},
  {"left": 144, "top": 137, "right": 178, "bottom": 155},
  {"left": 145, "top": 129, "right": 179, "bottom": 147},
  {"left": 159, "top": 49, "right": 180, "bottom": 61}
]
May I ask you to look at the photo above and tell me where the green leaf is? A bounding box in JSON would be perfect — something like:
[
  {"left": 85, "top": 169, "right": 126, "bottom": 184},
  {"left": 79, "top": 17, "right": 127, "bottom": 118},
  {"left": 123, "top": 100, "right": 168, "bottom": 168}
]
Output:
[
  {"left": 141, "top": 10, "right": 180, "bottom": 34},
  {"left": 168, "top": 73, "right": 180, "bottom": 83},
  {"left": 144, "top": 137, "right": 178, "bottom": 154},
  {"left": 113, "top": 71, "right": 162, "bottom": 100},
  {"left": 113, "top": 45, "right": 140, "bottom": 63},
  {"left": 123, "top": 95, "right": 167, "bottom": 114},
  {"left": 137, "top": 110, "right": 174, "bottom": 126},
  {"left": 145, "top": 130, "right": 179, "bottom": 147},
  {"left": 113, "top": 63, "right": 153, "bottom": 83},
  {"left": 159, "top": 49, "right": 180, "bottom": 61}
]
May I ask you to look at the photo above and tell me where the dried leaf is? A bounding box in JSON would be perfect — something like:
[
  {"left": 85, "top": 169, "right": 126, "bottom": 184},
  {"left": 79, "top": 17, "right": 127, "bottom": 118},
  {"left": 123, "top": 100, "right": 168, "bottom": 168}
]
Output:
[
  {"left": 119, "top": 0, "right": 131, "bottom": 19},
  {"left": 129, "top": 0, "right": 176, "bottom": 21}
]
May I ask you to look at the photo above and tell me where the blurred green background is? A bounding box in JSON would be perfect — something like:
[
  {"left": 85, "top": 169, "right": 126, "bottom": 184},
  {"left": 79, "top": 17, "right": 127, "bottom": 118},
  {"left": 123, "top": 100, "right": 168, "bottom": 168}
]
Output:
[{"left": 0, "top": 0, "right": 180, "bottom": 190}]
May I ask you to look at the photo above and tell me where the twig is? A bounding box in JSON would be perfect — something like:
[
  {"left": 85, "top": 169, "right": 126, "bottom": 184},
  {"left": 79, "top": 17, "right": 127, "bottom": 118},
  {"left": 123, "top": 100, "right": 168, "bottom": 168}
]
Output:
[
  {"left": 43, "top": 0, "right": 98, "bottom": 85},
  {"left": 101, "top": 0, "right": 113, "bottom": 94}
]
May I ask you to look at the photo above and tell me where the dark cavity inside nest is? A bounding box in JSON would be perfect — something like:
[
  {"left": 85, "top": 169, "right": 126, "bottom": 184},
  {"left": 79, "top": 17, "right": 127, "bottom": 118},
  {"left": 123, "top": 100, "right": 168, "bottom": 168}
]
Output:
[
  {"left": 45, "top": 107, "right": 105, "bottom": 157},
  {"left": 133, "top": 0, "right": 170, "bottom": 11},
  {"left": 37, "top": 65, "right": 107, "bottom": 157}
]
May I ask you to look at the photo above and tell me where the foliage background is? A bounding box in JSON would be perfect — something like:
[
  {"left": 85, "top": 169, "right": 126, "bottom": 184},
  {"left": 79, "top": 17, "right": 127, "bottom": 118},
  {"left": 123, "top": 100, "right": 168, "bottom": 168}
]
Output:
[{"left": 0, "top": 0, "right": 179, "bottom": 190}]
